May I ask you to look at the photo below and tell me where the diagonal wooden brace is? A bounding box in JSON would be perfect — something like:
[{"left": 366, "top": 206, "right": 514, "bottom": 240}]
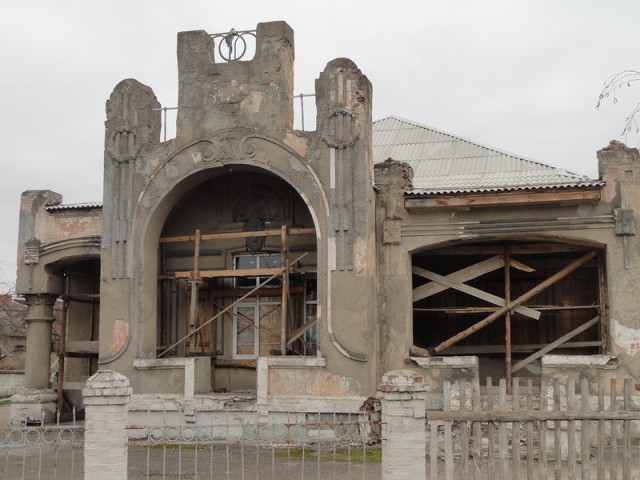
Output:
[
  {"left": 413, "top": 265, "right": 541, "bottom": 320},
  {"left": 429, "top": 250, "right": 598, "bottom": 356}
]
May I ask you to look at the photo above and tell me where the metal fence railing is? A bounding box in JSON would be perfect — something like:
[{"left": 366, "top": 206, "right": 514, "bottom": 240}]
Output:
[
  {"left": 0, "top": 410, "right": 84, "bottom": 480},
  {"left": 128, "top": 411, "right": 381, "bottom": 480}
]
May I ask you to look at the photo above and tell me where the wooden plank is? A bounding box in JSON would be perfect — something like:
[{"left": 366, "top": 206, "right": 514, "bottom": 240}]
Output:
[
  {"left": 188, "top": 229, "right": 201, "bottom": 351},
  {"left": 509, "top": 257, "right": 535, "bottom": 272},
  {"left": 213, "top": 358, "right": 257, "bottom": 369},
  {"left": 567, "top": 378, "right": 576, "bottom": 480},
  {"left": 512, "top": 378, "right": 520, "bottom": 479},
  {"left": 412, "top": 255, "right": 504, "bottom": 301},
  {"left": 581, "top": 378, "right": 590, "bottom": 480},
  {"left": 487, "top": 377, "right": 496, "bottom": 478},
  {"left": 160, "top": 227, "right": 316, "bottom": 243},
  {"left": 280, "top": 225, "right": 289, "bottom": 355},
  {"left": 430, "top": 250, "right": 597, "bottom": 355},
  {"left": 433, "top": 341, "right": 602, "bottom": 355},
  {"left": 412, "top": 265, "right": 541, "bottom": 320},
  {"left": 405, "top": 188, "right": 601, "bottom": 209},
  {"left": 540, "top": 379, "right": 548, "bottom": 480},
  {"left": 472, "top": 378, "right": 482, "bottom": 479},
  {"left": 429, "top": 415, "right": 439, "bottom": 480},
  {"left": 597, "top": 380, "right": 604, "bottom": 480},
  {"left": 611, "top": 378, "right": 617, "bottom": 480},
  {"left": 460, "top": 382, "right": 469, "bottom": 478},
  {"left": 504, "top": 246, "right": 512, "bottom": 387},
  {"left": 553, "top": 378, "right": 562, "bottom": 480},
  {"left": 174, "top": 267, "right": 285, "bottom": 279},
  {"left": 511, "top": 316, "right": 600, "bottom": 374},
  {"left": 624, "top": 378, "right": 631, "bottom": 480},
  {"left": 286, "top": 317, "right": 318, "bottom": 346},
  {"left": 598, "top": 255, "right": 607, "bottom": 354},
  {"left": 422, "top": 243, "right": 598, "bottom": 255},
  {"left": 426, "top": 409, "right": 640, "bottom": 422},
  {"left": 414, "top": 304, "right": 600, "bottom": 313},
  {"left": 525, "top": 380, "right": 534, "bottom": 480},
  {"left": 498, "top": 379, "right": 508, "bottom": 480}
]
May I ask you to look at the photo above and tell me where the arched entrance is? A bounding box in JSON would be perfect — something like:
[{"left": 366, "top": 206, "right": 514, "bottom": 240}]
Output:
[
  {"left": 157, "top": 168, "right": 318, "bottom": 391},
  {"left": 412, "top": 239, "right": 606, "bottom": 383}
]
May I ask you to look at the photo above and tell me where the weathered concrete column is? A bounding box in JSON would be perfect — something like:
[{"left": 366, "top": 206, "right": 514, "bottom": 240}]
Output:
[
  {"left": 377, "top": 370, "right": 428, "bottom": 480},
  {"left": 23, "top": 293, "right": 57, "bottom": 389},
  {"left": 10, "top": 293, "right": 58, "bottom": 425},
  {"left": 83, "top": 370, "right": 132, "bottom": 480}
]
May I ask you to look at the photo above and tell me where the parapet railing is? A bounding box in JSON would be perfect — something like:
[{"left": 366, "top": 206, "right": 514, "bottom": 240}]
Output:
[{"left": 156, "top": 93, "right": 316, "bottom": 141}]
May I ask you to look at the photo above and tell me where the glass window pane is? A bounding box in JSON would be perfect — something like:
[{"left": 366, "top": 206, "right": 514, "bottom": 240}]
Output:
[
  {"left": 236, "top": 256, "right": 258, "bottom": 270},
  {"left": 260, "top": 254, "right": 282, "bottom": 269}
]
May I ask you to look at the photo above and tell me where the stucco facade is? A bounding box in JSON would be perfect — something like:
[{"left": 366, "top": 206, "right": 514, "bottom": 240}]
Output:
[{"left": 12, "top": 21, "right": 640, "bottom": 424}]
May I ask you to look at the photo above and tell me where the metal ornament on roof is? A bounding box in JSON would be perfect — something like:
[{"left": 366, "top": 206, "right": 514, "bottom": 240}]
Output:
[{"left": 210, "top": 29, "right": 257, "bottom": 62}]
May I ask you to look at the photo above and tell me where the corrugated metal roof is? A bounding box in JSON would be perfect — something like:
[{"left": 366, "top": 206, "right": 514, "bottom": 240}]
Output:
[
  {"left": 45, "top": 202, "right": 103, "bottom": 212},
  {"left": 373, "top": 116, "right": 602, "bottom": 194}
]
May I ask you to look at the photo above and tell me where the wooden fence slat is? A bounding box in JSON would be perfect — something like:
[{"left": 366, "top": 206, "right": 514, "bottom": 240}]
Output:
[
  {"left": 487, "top": 377, "right": 496, "bottom": 478},
  {"left": 611, "top": 378, "right": 617, "bottom": 480},
  {"left": 430, "top": 418, "right": 439, "bottom": 480},
  {"left": 423, "top": 376, "right": 639, "bottom": 480},
  {"left": 567, "top": 378, "right": 576, "bottom": 480},
  {"left": 427, "top": 410, "right": 640, "bottom": 422},
  {"left": 444, "top": 380, "right": 454, "bottom": 480},
  {"left": 498, "top": 379, "right": 508, "bottom": 480},
  {"left": 472, "top": 378, "right": 482, "bottom": 479},
  {"left": 553, "top": 378, "right": 562, "bottom": 480},
  {"left": 597, "top": 379, "right": 604, "bottom": 480},
  {"left": 540, "top": 378, "right": 548, "bottom": 480},
  {"left": 623, "top": 377, "right": 631, "bottom": 480},
  {"left": 460, "top": 381, "right": 469, "bottom": 478},
  {"left": 526, "top": 379, "right": 534, "bottom": 480},
  {"left": 581, "top": 378, "right": 590, "bottom": 480},
  {"left": 512, "top": 378, "right": 520, "bottom": 480}
]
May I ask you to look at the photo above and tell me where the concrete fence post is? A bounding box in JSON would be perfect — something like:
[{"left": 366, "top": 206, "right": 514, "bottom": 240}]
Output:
[
  {"left": 378, "top": 370, "right": 428, "bottom": 480},
  {"left": 82, "top": 370, "right": 132, "bottom": 480}
]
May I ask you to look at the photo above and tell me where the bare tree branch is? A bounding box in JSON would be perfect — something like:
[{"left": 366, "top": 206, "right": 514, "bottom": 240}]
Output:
[{"left": 596, "top": 70, "right": 640, "bottom": 135}]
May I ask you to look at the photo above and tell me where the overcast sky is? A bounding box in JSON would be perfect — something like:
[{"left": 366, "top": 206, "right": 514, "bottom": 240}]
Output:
[{"left": 1, "top": 0, "right": 638, "bottom": 288}]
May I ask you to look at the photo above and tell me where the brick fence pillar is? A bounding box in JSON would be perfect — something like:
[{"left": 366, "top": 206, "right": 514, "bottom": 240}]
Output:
[
  {"left": 83, "top": 370, "right": 131, "bottom": 480},
  {"left": 378, "top": 370, "right": 428, "bottom": 480}
]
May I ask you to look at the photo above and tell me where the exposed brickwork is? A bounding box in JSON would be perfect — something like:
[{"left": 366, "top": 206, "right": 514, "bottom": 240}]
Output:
[
  {"left": 378, "top": 370, "right": 428, "bottom": 480},
  {"left": 83, "top": 370, "right": 131, "bottom": 480}
]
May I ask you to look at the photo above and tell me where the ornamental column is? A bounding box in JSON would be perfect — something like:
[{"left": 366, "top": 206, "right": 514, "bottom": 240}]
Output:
[
  {"left": 10, "top": 293, "right": 58, "bottom": 425},
  {"left": 24, "top": 293, "right": 58, "bottom": 388}
]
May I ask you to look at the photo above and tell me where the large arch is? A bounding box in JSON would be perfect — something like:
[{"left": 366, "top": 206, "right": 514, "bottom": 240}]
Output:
[
  {"left": 124, "top": 146, "right": 328, "bottom": 391},
  {"left": 411, "top": 235, "right": 607, "bottom": 383}
]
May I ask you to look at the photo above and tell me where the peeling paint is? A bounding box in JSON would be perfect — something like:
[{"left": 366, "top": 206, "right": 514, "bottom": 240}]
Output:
[
  {"left": 284, "top": 132, "right": 308, "bottom": 157},
  {"left": 353, "top": 237, "right": 370, "bottom": 275},
  {"left": 240, "top": 91, "right": 264, "bottom": 114},
  {"left": 613, "top": 321, "right": 640, "bottom": 356},
  {"left": 268, "top": 369, "right": 355, "bottom": 396},
  {"left": 111, "top": 318, "right": 129, "bottom": 355}
]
